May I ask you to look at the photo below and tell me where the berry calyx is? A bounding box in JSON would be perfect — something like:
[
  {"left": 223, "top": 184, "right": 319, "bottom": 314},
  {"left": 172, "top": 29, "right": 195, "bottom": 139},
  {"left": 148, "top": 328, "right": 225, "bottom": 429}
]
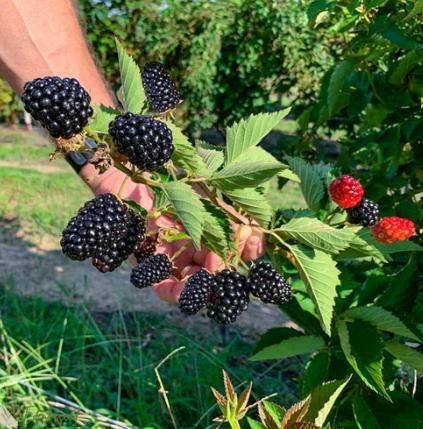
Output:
[
  {"left": 347, "top": 198, "right": 380, "bottom": 227},
  {"left": 141, "top": 62, "right": 181, "bottom": 113},
  {"left": 328, "top": 175, "right": 364, "bottom": 209},
  {"left": 371, "top": 217, "right": 416, "bottom": 243},
  {"left": 21, "top": 76, "right": 93, "bottom": 139},
  {"left": 109, "top": 113, "right": 174, "bottom": 171},
  {"left": 179, "top": 270, "right": 213, "bottom": 315},
  {"left": 130, "top": 254, "right": 172, "bottom": 288},
  {"left": 248, "top": 262, "right": 292, "bottom": 305},
  {"left": 61, "top": 194, "right": 145, "bottom": 272},
  {"left": 206, "top": 270, "right": 249, "bottom": 325},
  {"left": 134, "top": 236, "right": 157, "bottom": 263}
]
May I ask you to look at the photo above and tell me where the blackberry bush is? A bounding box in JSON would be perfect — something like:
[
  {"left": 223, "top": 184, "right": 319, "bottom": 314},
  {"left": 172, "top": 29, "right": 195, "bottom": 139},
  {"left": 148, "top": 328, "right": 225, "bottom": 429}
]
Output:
[
  {"left": 142, "top": 62, "right": 181, "bottom": 113},
  {"left": 248, "top": 262, "right": 291, "bottom": 305},
  {"left": 109, "top": 113, "right": 174, "bottom": 171},
  {"left": 130, "top": 254, "right": 172, "bottom": 288},
  {"left": 347, "top": 198, "right": 379, "bottom": 227},
  {"left": 21, "top": 76, "right": 93, "bottom": 139},
  {"left": 179, "top": 270, "right": 213, "bottom": 315}
]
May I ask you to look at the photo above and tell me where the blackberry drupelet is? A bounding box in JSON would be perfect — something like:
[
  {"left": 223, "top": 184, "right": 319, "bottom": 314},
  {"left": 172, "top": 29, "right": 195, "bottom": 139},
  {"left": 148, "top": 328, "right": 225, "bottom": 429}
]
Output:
[
  {"left": 21, "top": 76, "right": 93, "bottom": 139},
  {"left": 61, "top": 194, "right": 145, "bottom": 272},
  {"left": 109, "top": 113, "right": 174, "bottom": 171},
  {"left": 347, "top": 198, "right": 379, "bottom": 226},
  {"left": 179, "top": 270, "right": 213, "bottom": 315},
  {"left": 248, "top": 262, "right": 292, "bottom": 305},
  {"left": 130, "top": 254, "right": 172, "bottom": 288},
  {"left": 134, "top": 236, "right": 157, "bottom": 263},
  {"left": 206, "top": 270, "right": 249, "bottom": 325},
  {"left": 141, "top": 62, "right": 181, "bottom": 112}
]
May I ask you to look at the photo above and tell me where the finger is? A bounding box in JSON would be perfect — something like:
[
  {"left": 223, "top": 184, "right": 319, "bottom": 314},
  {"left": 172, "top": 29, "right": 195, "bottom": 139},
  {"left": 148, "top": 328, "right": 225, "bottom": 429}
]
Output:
[
  {"left": 241, "top": 227, "right": 266, "bottom": 261},
  {"left": 152, "top": 275, "right": 184, "bottom": 303}
]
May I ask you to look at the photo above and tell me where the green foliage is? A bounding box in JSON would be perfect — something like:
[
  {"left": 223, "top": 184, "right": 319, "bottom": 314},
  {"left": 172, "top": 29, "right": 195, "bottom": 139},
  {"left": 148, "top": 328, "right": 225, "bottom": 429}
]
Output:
[{"left": 0, "top": 78, "right": 21, "bottom": 124}]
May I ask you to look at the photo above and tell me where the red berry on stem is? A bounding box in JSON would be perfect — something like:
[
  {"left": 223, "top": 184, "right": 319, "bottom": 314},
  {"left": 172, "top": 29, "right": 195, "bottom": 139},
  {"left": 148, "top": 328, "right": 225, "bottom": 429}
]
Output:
[
  {"left": 372, "top": 217, "right": 416, "bottom": 243},
  {"left": 328, "top": 175, "right": 364, "bottom": 209}
]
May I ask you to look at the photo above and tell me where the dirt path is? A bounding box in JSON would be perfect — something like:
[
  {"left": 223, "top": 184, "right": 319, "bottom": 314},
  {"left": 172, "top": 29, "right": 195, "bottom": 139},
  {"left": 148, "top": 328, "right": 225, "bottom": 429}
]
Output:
[
  {"left": 0, "top": 159, "right": 66, "bottom": 174},
  {"left": 0, "top": 219, "right": 289, "bottom": 336}
]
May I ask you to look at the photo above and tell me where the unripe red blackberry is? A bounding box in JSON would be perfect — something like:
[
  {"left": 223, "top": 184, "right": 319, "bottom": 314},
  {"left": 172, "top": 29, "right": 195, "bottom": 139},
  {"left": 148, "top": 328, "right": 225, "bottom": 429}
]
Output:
[
  {"left": 206, "top": 270, "right": 249, "bottom": 325},
  {"left": 109, "top": 113, "right": 174, "bottom": 171},
  {"left": 134, "top": 236, "right": 157, "bottom": 263},
  {"left": 347, "top": 198, "right": 379, "bottom": 226},
  {"left": 179, "top": 270, "right": 213, "bottom": 315},
  {"left": 21, "top": 76, "right": 93, "bottom": 139},
  {"left": 372, "top": 217, "right": 416, "bottom": 243},
  {"left": 248, "top": 262, "right": 292, "bottom": 305},
  {"left": 61, "top": 194, "right": 145, "bottom": 272},
  {"left": 328, "top": 175, "right": 364, "bottom": 209},
  {"left": 130, "top": 254, "right": 172, "bottom": 288},
  {"left": 141, "top": 62, "right": 181, "bottom": 113}
]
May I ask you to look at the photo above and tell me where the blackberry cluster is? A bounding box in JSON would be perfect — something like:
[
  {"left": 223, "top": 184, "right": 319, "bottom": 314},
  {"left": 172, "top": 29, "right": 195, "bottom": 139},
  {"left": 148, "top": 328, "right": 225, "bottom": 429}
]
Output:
[
  {"left": 109, "top": 113, "right": 174, "bottom": 171},
  {"left": 61, "top": 194, "right": 145, "bottom": 272},
  {"left": 21, "top": 76, "right": 93, "bottom": 139},
  {"left": 347, "top": 198, "right": 379, "bottom": 226},
  {"left": 130, "top": 254, "right": 172, "bottom": 288},
  {"left": 179, "top": 270, "right": 213, "bottom": 315},
  {"left": 134, "top": 236, "right": 157, "bottom": 263},
  {"left": 141, "top": 62, "right": 181, "bottom": 113},
  {"left": 248, "top": 262, "right": 292, "bottom": 305},
  {"left": 206, "top": 270, "right": 249, "bottom": 325}
]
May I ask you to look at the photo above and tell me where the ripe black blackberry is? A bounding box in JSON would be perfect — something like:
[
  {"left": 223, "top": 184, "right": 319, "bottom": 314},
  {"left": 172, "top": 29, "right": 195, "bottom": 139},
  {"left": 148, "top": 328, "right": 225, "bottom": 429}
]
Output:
[
  {"left": 248, "top": 262, "right": 292, "bottom": 305},
  {"left": 141, "top": 62, "right": 181, "bottom": 113},
  {"left": 109, "top": 113, "right": 174, "bottom": 171},
  {"left": 61, "top": 194, "right": 145, "bottom": 272},
  {"left": 134, "top": 236, "right": 157, "bottom": 263},
  {"left": 206, "top": 270, "right": 249, "bottom": 325},
  {"left": 21, "top": 76, "right": 93, "bottom": 139},
  {"left": 347, "top": 198, "right": 379, "bottom": 226},
  {"left": 130, "top": 254, "right": 172, "bottom": 288},
  {"left": 179, "top": 270, "right": 213, "bottom": 315}
]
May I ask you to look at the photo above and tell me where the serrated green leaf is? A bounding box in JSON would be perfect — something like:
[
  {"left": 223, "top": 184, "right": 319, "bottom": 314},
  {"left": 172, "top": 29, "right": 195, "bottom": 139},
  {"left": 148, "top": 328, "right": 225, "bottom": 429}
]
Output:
[
  {"left": 289, "top": 245, "right": 340, "bottom": 336},
  {"left": 285, "top": 157, "right": 325, "bottom": 212},
  {"left": 88, "top": 105, "right": 118, "bottom": 134},
  {"left": 196, "top": 141, "right": 224, "bottom": 173},
  {"left": 301, "top": 352, "right": 330, "bottom": 397},
  {"left": 115, "top": 39, "right": 146, "bottom": 113},
  {"left": 352, "top": 394, "right": 381, "bottom": 429},
  {"left": 247, "top": 417, "right": 267, "bottom": 429},
  {"left": 224, "top": 188, "right": 273, "bottom": 227},
  {"left": 374, "top": 239, "right": 423, "bottom": 255},
  {"left": 225, "top": 108, "right": 290, "bottom": 164},
  {"left": 201, "top": 201, "right": 231, "bottom": 258},
  {"left": 163, "top": 181, "right": 205, "bottom": 249},
  {"left": 343, "top": 306, "right": 419, "bottom": 341},
  {"left": 212, "top": 159, "right": 284, "bottom": 190},
  {"left": 278, "top": 217, "right": 355, "bottom": 254},
  {"left": 303, "top": 377, "right": 351, "bottom": 427},
  {"left": 385, "top": 341, "right": 423, "bottom": 373},
  {"left": 263, "top": 401, "right": 285, "bottom": 425},
  {"left": 251, "top": 334, "right": 324, "bottom": 361},
  {"left": 278, "top": 168, "right": 301, "bottom": 182},
  {"left": 327, "top": 60, "right": 355, "bottom": 116},
  {"left": 337, "top": 320, "right": 390, "bottom": 400}
]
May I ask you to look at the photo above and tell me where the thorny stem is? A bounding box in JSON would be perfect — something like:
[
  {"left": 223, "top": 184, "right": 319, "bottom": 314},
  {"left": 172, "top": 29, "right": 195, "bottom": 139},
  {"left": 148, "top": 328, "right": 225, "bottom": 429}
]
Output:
[{"left": 263, "top": 229, "right": 299, "bottom": 269}]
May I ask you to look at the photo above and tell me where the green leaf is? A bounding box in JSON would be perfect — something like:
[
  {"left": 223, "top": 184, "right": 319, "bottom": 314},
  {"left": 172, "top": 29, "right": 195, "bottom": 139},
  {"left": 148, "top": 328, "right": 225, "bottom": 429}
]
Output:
[
  {"left": 405, "top": 0, "right": 423, "bottom": 20},
  {"left": 251, "top": 334, "right": 324, "bottom": 361},
  {"left": 389, "top": 49, "right": 423, "bottom": 85},
  {"left": 263, "top": 401, "right": 285, "bottom": 425},
  {"left": 201, "top": 201, "right": 231, "bottom": 258},
  {"left": 352, "top": 394, "right": 381, "bottom": 429},
  {"left": 327, "top": 60, "right": 355, "bottom": 116},
  {"left": 303, "top": 377, "right": 351, "bottom": 427},
  {"left": 285, "top": 157, "right": 325, "bottom": 212},
  {"left": 163, "top": 181, "right": 206, "bottom": 249},
  {"left": 374, "top": 239, "right": 423, "bottom": 255},
  {"left": 278, "top": 217, "right": 355, "bottom": 254},
  {"left": 301, "top": 352, "right": 330, "bottom": 397},
  {"left": 224, "top": 188, "right": 273, "bottom": 227},
  {"left": 196, "top": 141, "right": 224, "bottom": 173},
  {"left": 123, "top": 199, "right": 148, "bottom": 217},
  {"left": 385, "top": 341, "right": 423, "bottom": 373},
  {"left": 247, "top": 418, "right": 267, "bottom": 429},
  {"left": 278, "top": 169, "right": 301, "bottom": 182},
  {"left": 225, "top": 108, "right": 290, "bottom": 164},
  {"left": 343, "top": 306, "right": 419, "bottom": 341},
  {"left": 165, "top": 122, "right": 207, "bottom": 175},
  {"left": 212, "top": 159, "right": 285, "bottom": 190},
  {"left": 289, "top": 245, "right": 341, "bottom": 336},
  {"left": 87, "top": 105, "right": 118, "bottom": 134},
  {"left": 115, "top": 39, "right": 146, "bottom": 113},
  {"left": 337, "top": 320, "right": 390, "bottom": 400}
]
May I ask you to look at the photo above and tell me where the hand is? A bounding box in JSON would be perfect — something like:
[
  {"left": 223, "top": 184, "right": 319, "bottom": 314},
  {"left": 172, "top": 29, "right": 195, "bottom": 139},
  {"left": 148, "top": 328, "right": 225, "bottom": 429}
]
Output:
[{"left": 80, "top": 164, "right": 265, "bottom": 303}]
